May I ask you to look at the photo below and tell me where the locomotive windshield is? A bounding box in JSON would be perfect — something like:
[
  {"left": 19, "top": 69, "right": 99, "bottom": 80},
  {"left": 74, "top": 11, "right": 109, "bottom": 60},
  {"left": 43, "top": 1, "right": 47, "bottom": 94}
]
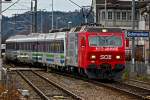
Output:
[{"left": 89, "top": 36, "right": 122, "bottom": 47}]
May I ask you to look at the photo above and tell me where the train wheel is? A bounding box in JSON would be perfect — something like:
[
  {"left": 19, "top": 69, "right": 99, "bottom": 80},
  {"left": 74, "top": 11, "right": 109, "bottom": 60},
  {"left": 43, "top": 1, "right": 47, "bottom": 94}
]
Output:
[
  {"left": 78, "top": 68, "right": 86, "bottom": 76},
  {"left": 72, "top": 67, "right": 78, "bottom": 75}
]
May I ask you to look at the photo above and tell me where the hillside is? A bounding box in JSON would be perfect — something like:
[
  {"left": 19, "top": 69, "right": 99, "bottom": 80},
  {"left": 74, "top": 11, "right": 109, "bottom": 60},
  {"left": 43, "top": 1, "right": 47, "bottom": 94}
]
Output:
[{"left": 2, "top": 10, "right": 93, "bottom": 43}]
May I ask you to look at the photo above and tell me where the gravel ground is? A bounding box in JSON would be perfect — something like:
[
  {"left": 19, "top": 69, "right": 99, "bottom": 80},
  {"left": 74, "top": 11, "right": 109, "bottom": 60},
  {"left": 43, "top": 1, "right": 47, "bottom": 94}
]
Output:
[
  {"left": 7, "top": 71, "right": 42, "bottom": 100},
  {"left": 37, "top": 71, "right": 139, "bottom": 100}
]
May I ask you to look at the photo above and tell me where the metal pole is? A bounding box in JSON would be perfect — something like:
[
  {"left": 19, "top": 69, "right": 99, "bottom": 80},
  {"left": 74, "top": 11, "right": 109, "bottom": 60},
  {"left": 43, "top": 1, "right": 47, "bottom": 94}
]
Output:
[
  {"left": 85, "top": 16, "right": 88, "bottom": 23},
  {"left": 131, "top": 0, "right": 135, "bottom": 72},
  {"left": 105, "top": 0, "right": 107, "bottom": 27},
  {"left": 56, "top": 17, "right": 58, "bottom": 29},
  {"left": 0, "top": 0, "right": 2, "bottom": 80},
  {"left": 0, "top": 0, "right": 2, "bottom": 58},
  {"left": 14, "top": 14, "right": 16, "bottom": 33},
  {"left": 40, "top": 10, "right": 42, "bottom": 33},
  {"left": 34, "top": 0, "right": 37, "bottom": 33},
  {"left": 31, "top": 0, "right": 33, "bottom": 33},
  {"left": 93, "top": 0, "right": 96, "bottom": 23},
  {"left": 148, "top": 10, "right": 150, "bottom": 64},
  {"left": 52, "top": 0, "right": 54, "bottom": 30}
]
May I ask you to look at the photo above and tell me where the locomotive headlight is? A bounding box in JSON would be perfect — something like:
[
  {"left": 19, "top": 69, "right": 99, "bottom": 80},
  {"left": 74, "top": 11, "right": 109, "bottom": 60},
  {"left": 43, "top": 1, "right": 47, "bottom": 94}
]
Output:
[
  {"left": 116, "top": 55, "right": 121, "bottom": 59},
  {"left": 91, "top": 55, "right": 96, "bottom": 59}
]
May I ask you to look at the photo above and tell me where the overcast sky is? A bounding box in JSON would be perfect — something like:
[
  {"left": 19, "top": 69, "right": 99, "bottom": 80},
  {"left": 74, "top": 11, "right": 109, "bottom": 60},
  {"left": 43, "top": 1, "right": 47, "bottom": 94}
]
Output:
[{"left": 2, "top": 0, "right": 92, "bottom": 17}]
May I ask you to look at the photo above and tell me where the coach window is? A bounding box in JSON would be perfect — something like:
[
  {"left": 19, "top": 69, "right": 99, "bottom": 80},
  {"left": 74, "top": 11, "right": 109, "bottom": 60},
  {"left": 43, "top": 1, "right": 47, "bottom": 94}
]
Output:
[
  {"left": 58, "top": 41, "right": 60, "bottom": 53},
  {"left": 55, "top": 42, "right": 58, "bottom": 53},
  {"left": 38, "top": 42, "right": 40, "bottom": 52},
  {"left": 23, "top": 42, "right": 26, "bottom": 50},
  {"left": 55, "top": 42, "right": 57, "bottom": 53},
  {"left": 40, "top": 42, "right": 42, "bottom": 52},
  {"left": 41, "top": 42, "right": 43, "bottom": 52},
  {"left": 21, "top": 43, "right": 23, "bottom": 50},
  {"left": 56, "top": 42, "right": 58, "bottom": 53},
  {"left": 23, "top": 43, "right": 25, "bottom": 50},
  {"left": 54, "top": 42, "right": 56, "bottom": 53},
  {"left": 51, "top": 41, "right": 53, "bottom": 52},
  {"left": 25, "top": 43, "right": 27, "bottom": 50},
  {"left": 48, "top": 42, "right": 50, "bottom": 52},
  {"left": 57, "top": 41, "right": 60, "bottom": 53},
  {"left": 20, "top": 43, "right": 22, "bottom": 50},
  {"left": 60, "top": 40, "right": 64, "bottom": 53},
  {"left": 50, "top": 42, "right": 53, "bottom": 53},
  {"left": 29, "top": 42, "right": 31, "bottom": 51},
  {"left": 52, "top": 42, "right": 54, "bottom": 53}
]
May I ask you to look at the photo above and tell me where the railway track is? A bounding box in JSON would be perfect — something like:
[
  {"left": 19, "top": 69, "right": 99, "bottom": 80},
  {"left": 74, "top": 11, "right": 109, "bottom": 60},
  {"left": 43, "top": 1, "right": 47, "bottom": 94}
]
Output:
[
  {"left": 48, "top": 70, "right": 150, "bottom": 100},
  {"left": 127, "top": 79, "right": 150, "bottom": 86},
  {"left": 91, "top": 80, "right": 150, "bottom": 100},
  {"left": 17, "top": 70, "right": 83, "bottom": 100},
  {"left": 4, "top": 64, "right": 150, "bottom": 99}
]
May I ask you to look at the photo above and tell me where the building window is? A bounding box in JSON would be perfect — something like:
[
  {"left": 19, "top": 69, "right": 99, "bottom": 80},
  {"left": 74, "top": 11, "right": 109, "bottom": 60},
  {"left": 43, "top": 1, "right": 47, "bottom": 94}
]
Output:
[
  {"left": 108, "top": 11, "right": 112, "bottom": 20},
  {"left": 122, "top": 12, "right": 127, "bottom": 20},
  {"left": 102, "top": 11, "right": 105, "bottom": 20},
  {"left": 127, "top": 12, "right": 131, "bottom": 20},
  {"left": 135, "top": 12, "right": 138, "bottom": 20},
  {"left": 116, "top": 12, "right": 121, "bottom": 20}
]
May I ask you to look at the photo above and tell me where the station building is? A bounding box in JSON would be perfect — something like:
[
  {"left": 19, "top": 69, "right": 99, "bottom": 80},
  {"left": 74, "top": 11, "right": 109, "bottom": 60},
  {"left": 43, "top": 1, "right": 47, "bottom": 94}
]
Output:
[{"left": 92, "top": 0, "right": 150, "bottom": 63}]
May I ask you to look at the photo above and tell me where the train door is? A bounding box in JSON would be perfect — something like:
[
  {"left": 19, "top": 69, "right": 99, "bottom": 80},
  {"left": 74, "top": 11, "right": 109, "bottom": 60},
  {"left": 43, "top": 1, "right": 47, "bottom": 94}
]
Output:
[
  {"left": 78, "top": 34, "right": 86, "bottom": 68},
  {"left": 66, "top": 33, "right": 78, "bottom": 67}
]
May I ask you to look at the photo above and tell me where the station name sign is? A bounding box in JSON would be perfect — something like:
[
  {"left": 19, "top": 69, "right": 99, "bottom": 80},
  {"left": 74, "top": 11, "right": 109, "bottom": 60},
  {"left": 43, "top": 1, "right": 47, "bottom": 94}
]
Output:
[{"left": 127, "top": 30, "right": 149, "bottom": 37}]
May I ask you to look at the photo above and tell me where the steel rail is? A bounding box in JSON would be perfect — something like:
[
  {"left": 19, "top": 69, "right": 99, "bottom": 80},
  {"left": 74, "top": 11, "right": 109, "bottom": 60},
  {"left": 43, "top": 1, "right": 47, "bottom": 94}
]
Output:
[
  {"left": 128, "top": 79, "right": 150, "bottom": 85},
  {"left": 32, "top": 70, "right": 83, "bottom": 100},
  {"left": 90, "top": 80, "right": 150, "bottom": 100},
  {"left": 17, "top": 71, "right": 50, "bottom": 100},
  {"left": 49, "top": 71, "right": 150, "bottom": 100}
]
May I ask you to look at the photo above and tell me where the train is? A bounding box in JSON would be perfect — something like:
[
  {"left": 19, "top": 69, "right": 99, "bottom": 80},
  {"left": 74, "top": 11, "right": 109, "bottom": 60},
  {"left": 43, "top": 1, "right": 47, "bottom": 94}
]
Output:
[{"left": 5, "top": 26, "right": 125, "bottom": 79}]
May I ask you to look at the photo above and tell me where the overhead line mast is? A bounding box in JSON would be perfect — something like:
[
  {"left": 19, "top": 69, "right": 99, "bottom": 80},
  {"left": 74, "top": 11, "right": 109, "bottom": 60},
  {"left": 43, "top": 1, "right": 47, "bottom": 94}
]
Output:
[
  {"left": 66, "top": 0, "right": 92, "bottom": 24},
  {"left": 34, "top": 0, "right": 37, "bottom": 33}
]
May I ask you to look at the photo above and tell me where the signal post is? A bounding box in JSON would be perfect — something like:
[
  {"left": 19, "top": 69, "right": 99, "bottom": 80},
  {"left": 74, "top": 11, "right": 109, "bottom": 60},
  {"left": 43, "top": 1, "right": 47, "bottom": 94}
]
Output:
[{"left": 0, "top": 0, "right": 12, "bottom": 81}]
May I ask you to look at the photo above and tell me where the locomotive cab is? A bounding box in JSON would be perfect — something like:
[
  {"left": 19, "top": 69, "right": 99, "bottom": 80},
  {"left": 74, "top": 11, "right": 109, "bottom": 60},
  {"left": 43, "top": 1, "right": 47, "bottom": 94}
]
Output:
[{"left": 78, "top": 27, "right": 125, "bottom": 79}]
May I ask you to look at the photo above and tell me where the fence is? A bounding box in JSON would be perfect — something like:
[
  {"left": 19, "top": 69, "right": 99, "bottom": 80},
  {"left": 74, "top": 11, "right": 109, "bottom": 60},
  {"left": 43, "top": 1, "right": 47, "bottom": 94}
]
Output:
[{"left": 125, "top": 61, "right": 150, "bottom": 79}]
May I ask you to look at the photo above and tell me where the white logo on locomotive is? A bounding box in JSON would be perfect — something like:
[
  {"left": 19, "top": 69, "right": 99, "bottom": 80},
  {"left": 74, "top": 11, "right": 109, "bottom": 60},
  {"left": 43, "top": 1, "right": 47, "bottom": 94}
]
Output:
[{"left": 100, "top": 55, "right": 112, "bottom": 59}]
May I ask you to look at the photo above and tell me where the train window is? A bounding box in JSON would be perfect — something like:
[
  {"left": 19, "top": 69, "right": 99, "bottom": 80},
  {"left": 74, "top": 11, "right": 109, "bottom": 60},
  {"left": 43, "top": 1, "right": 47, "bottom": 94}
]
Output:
[
  {"left": 89, "top": 36, "right": 122, "bottom": 47},
  {"left": 89, "top": 37, "right": 98, "bottom": 46},
  {"left": 49, "top": 42, "right": 51, "bottom": 52},
  {"left": 60, "top": 40, "right": 64, "bottom": 53},
  {"left": 52, "top": 42, "right": 54, "bottom": 53}
]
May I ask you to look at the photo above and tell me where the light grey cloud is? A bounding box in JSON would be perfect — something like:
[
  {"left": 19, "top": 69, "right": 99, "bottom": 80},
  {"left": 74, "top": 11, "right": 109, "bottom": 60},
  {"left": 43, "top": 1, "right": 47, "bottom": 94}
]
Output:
[{"left": 2, "top": 0, "right": 92, "bottom": 16}]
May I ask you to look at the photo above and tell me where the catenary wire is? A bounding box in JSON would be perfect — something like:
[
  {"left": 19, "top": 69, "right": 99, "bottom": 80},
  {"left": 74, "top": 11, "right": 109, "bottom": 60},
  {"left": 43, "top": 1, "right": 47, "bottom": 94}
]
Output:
[{"left": 1, "top": 0, "right": 21, "bottom": 13}]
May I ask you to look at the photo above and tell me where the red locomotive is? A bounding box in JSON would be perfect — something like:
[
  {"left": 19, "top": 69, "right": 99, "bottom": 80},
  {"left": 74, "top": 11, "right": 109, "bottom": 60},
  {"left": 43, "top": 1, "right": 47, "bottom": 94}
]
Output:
[
  {"left": 5, "top": 25, "right": 125, "bottom": 80},
  {"left": 66, "top": 26, "right": 125, "bottom": 79}
]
